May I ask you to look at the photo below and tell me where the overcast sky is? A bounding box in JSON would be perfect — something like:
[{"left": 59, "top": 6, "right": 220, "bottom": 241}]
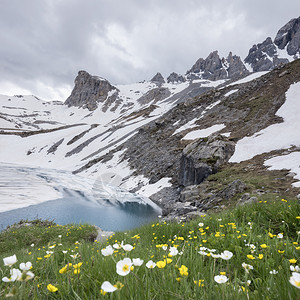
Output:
[{"left": 0, "top": 0, "right": 299, "bottom": 101}]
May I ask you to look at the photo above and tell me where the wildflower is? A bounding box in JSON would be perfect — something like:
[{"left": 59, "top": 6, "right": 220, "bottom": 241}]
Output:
[
  {"left": 289, "top": 272, "right": 300, "bottom": 289},
  {"left": 70, "top": 253, "right": 79, "bottom": 259},
  {"left": 269, "top": 270, "right": 278, "bottom": 274},
  {"left": 242, "top": 262, "right": 253, "bottom": 273},
  {"left": 31, "top": 243, "right": 34, "bottom": 247},
  {"left": 101, "top": 245, "right": 114, "bottom": 256},
  {"left": 169, "top": 247, "right": 178, "bottom": 256},
  {"left": 277, "top": 233, "right": 283, "bottom": 239},
  {"left": 178, "top": 265, "right": 188, "bottom": 276},
  {"left": 290, "top": 265, "right": 300, "bottom": 272},
  {"left": 116, "top": 258, "right": 132, "bottom": 276},
  {"left": 176, "top": 277, "right": 181, "bottom": 282},
  {"left": 156, "top": 260, "right": 166, "bottom": 269},
  {"left": 146, "top": 260, "right": 156, "bottom": 269},
  {"left": 113, "top": 243, "right": 121, "bottom": 249},
  {"left": 162, "top": 245, "right": 168, "bottom": 251},
  {"left": 3, "top": 255, "right": 17, "bottom": 267},
  {"left": 278, "top": 250, "right": 285, "bottom": 254},
  {"left": 220, "top": 250, "right": 233, "bottom": 260},
  {"left": 194, "top": 279, "right": 204, "bottom": 287},
  {"left": 268, "top": 232, "right": 275, "bottom": 238},
  {"left": 62, "top": 250, "right": 68, "bottom": 254},
  {"left": 214, "top": 275, "right": 228, "bottom": 284},
  {"left": 247, "top": 255, "right": 255, "bottom": 260},
  {"left": 296, "top": 216, "right": 300, "bottom": 219},
  {"left": 19, "top": 262, "right": 32, "bottom": 271},
  {"left": 49, "top": 244, "right": 56, "bottom": 249},
  {"left": 289, "top": 259, "right": 297, "bottom": 264},
  {"left": 258, "top": 254, "right": 263, "bottom": 260},
  {"left": 132, "top": 258, "right": 143, "bottom": 266},
  {"left": 198, "top": 223, "right": 204, "bottom": 227},
  {"left": 47, "top": 284, "right": 58, "bottom": 292},
  {"left": 2, "top": 268, "right": 22, "bottom": 282},
  {"left": 122, "top": 243, "right": 134, "bottom": 252},
  {"left": 166, "top": 258, "right": 172, "bottom": 264},
  {"left": 220, "top": 272, "right": 226, "bottom": 275},
  {"left": 211, "top": 253, "right": 221, "bottom": 258},
  {"left": 260, "top": 244, "right": 268, "bottom": 249}
]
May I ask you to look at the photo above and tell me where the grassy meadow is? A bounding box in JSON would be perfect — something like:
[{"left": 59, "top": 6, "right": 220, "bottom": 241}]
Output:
[{"left": 0, "top": 198, "right": 299, "bottom": 299}]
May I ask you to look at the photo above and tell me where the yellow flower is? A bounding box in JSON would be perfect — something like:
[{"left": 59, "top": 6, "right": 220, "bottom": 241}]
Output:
[
  {"left": 47, "top": 284, "right": 58, "bottom": 293},
  {"left": 247, "top": 255, "right": 255, "bottom": 260},
  {"left": 166, "top": 258, "right": 172, "bottom": 264},
  {"left": 178, "top": 265, "right": 188, "bottom": 276},
  {"left": 156, "top": 260, "right": 166, "bottom": 269},
  {"left": 44, "top": 254, "right": 51, "bottom": 258},
  {"left": 281, "top": 199, "right": 287, "bottom": 202},
  {"left": 202, "top": 240, "right": 207, "bottom": 243},
  {"left": 278, "top": 250, "right": 285, "bottom": 254},
  {"left": 289, "top": 259, "right": 297, "bottom": 264},
  {"left": 59, "top": 266, "right": 67, "bottom": 274},
  {"left": 74, "top": 269, "right": 80, "bottom": 274},
  {"left": 37, "top": 257, "right": 42, "bottom": 261},
  {"left": 194, "top": 279, "right": 204, "bottom": 287},
  {"left": 176, "top": 277, "right": 181, "bottom": 282},
  {"left": 268, "top": 232, "right": 275, "bottom": 238},
  {"left": 260, "top": 244, "right": 268, "bottom": 249},
  {"left": 296, "top": 216, "right": 300, "bottom": 219},
  {"left": 258, "top": 254, "right": 263, "bottom": 259},
  {"left": 220, "top": 272, "right": 226, "bottom": 275},
  {"left": 100, "top": 289, "right": 106, "bottom": 295},
  {"left": 114, "top": 281, "right": 124, "bottom": 290},
  {"left": 73, "top": 262, "right": 82, "bottom": 269},
  {"left": 296, "top": 247, "right": 300, "bottom": 250}
]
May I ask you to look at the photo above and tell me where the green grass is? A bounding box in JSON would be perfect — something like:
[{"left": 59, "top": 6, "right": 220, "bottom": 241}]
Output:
[{"left": 0, "top": 199, "right": 299, "bottom": 299}]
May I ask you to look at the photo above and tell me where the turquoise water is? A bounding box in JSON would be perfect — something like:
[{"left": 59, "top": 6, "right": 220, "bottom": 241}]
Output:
[{"left": 0, "top": 164, "right": 160, "bottom": 231}]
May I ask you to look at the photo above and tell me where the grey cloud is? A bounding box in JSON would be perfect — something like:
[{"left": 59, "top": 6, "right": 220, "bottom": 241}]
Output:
[{"left": 0, "top": 0, "right": 299, "bottom": 100}]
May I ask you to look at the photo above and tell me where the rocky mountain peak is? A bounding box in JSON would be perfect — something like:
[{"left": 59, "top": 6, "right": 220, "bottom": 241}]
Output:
[
  {"left": 64, "top": 70, "right": 118, "bottom": 111},
  {"left": 274, "top": 16, "right": 300, "bottom": 56},
  {"left": 150, "top": 72, "right": 165, "bottom": 85},
  {"left": 167, "top": 72, "right": 186, "bottom": 83},
  {"left": 186, "top": 50, "right": 249, "bottom": 81}
]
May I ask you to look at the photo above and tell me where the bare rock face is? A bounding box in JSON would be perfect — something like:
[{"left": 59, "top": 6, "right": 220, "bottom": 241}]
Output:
[
  {"left": 179, "top": 135, "right": 235, "bottom": 187},
  {"left": 274, "top": 16, "right": 300, "bottom": 56},
  {"left": 186, "top": 51, "right": 249, "bottom": 81},
  {"left": 244, "top": 37, "right": 289, "bottom": 72},
  {"left": 150, "top": 72, "right": 165, "bottom": 85},
  {"left": 167, "top": 72, "right": 186, "bottom": 83},
  {"left": 65, "top": 70, "right": 119, "bottom": 111}
]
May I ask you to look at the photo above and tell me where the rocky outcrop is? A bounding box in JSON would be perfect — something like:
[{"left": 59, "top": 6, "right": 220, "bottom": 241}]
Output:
[
  {"left": 179, "top": 135, "right": 235, "bottom": 187},
  {"left": 186, "top": 51, "right": 249, "bottom": 81},
  {"left": 167, "top": 72, "right": 186, "bottom": 83},
  {"left": 150, "top": 72, "right": 165, "bottom": 85},
  {"left": 65, "top": 70, "right": 119, "bottom": 111},
  {"left": 137, "top": 87, "right": 171, "bottom": 105},
  {"left": 274, "top": 16, "right": 300, "bottom": 56},
  {"left": 244, "top": 37, "right": 289, "bottom": 72}
]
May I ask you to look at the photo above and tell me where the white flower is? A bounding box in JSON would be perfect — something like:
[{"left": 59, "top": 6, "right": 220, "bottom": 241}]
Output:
[
  {"left": 162, "top": 245, "right": 168, "bottom": 251},
  {"left": 132, "top": 258, "right": 144, "bottom": 266},
  {"left": 211, "top": 253, "right": 221, "bottom": 258},
  {"left": 249, "top": 244, "right": 256, "bottom": 250},
  {"left": 247, "top": 280, "right": 251, "bottom": 286},
  {"left": 49, "top": 245, "right": 56, "bottom": 249},
  {"left": 198, "top": 222, "right": 204, "bottom": 227},
  {"left": 242, "top": 262, "right": 254, "bottom": 273},
  {"left": 199, "top": 247, "right": 207, "bottom": 251},
  {"left": 289, "top": 272, "right": 300, "bottom": 289},
  {"left": 101, "top": 281, "right": 117, "bottom": 293},
  {"left": 46, "top": 251, "right": 53, "bottom": 255},
  {"left": 30, "top": 243, "right": 34, "bottom": 247},
  {"left": 70, "top": 253, "right": 79, "bottom": 259},
  {"left": 113, "top": 243, "right": 121, "bottom": 249},
  {"left": 214, "top": 275, "right": 228, "bottom": 284},
  {"left": 101, "top": 245, "right": 114, "bottom": 256},
  {"left": 19, "top": 262, "right": 32, "bottom": 271},
  {"left": 218, "top": 219, "right": 222, "bottom": 221},
  {"left": 122, "top": 244, "right": 134, "bottom": 252},
  {"left": 146, "top": 260, "right": 156, "bottom": 269},
  {"left": 290, "top": 265, "right": 300, "bottom": 272},
  {"left": 277, "top": 233, "right": 283, "bottom": 239},
  {"left": 3, "top": 255, "right": 17, "bottom": 267},
  {"left": 62, "top": 250, "right": 68, "bottom": 254},
  {"left": 116, "top": 258, "right": 132, "bottom": 276},
  {"left": 169, "top": 247, "right": 178, "bottom": 256},
  {"left": 220, "top": 250, "right": 233, "bottom": 260},
  {"left": 2, "top": 268, "right": 21, "bottom": 282},
  {"left": 198, "top": 251, "right": 208, "bottom": 256},
  {"left": 58, "top": 235, "right": 62, "bottom": 238},
  {"left": 269, "top": 270, "right": 278, "bottom": 274},
  {"left": 207, "top": 248, "right": 217, "bottom": 253}
]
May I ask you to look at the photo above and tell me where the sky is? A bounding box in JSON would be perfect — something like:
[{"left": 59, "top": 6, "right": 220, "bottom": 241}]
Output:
[{"left": 0, "top": 0, "right": 299, "bottom": 101}]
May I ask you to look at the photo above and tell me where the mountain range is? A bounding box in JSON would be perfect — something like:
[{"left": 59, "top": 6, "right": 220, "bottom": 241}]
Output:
[{"left": 0, "top": 16, "right": 300, "bottom": 219}]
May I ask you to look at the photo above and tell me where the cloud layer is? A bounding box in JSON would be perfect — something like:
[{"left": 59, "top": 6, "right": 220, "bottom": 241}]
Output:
[{"left": 0, "top": 0, "right": 299, "bottom": 100}]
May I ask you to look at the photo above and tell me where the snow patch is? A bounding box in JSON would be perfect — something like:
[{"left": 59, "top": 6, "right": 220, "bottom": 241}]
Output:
[
  {"left": 230, "top": 82, "right": 300, "bottom": 163},
  {"left": 264, "top": 152, "right": 300, "bottom": 187},
  {"left": 182, "top": 124, "right": 225, "bottom": 140}
]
